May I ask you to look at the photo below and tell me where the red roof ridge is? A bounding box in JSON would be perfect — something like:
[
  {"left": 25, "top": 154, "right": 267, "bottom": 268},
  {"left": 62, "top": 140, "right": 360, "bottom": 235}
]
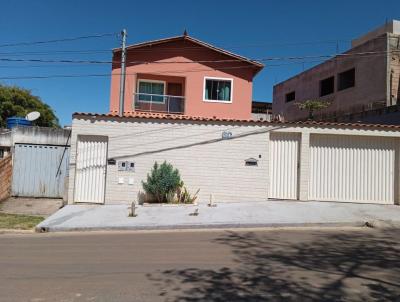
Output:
[{"left": 73, "top": 112, "right": 400, "bottom": 130}]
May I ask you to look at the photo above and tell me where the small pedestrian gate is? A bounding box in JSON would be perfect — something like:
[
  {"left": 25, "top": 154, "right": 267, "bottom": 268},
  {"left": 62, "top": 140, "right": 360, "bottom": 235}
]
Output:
[
  {"left": 12, "top": 144, "right": 70, "bottom": 198},
  {"left": 269, "top": 132, "right": 300, "bottom": 200},
  {"left": 74, "top": 136, "right": 107, "bottom": 204}
]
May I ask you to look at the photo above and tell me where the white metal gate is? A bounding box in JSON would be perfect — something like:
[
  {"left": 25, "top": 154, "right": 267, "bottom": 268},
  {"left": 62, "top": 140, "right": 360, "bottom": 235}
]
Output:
[
  {"left": 12, "top": 144, "right": 70, "bottom": 198},
  {"left": 74, "top": 136, "right": 107, "bottom": 204},
  {"left": 269, "top": 132, "right": 300, "bottom": 200},
  {"left": 309, "top": 135, "right": 396, "bottom": 204}
]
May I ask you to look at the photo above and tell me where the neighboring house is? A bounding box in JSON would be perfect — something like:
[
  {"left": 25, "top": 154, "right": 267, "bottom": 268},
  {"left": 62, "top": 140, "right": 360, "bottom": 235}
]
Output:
[
  {"left": 109, "top": 33, "right": 264, "bottom": 120},
  {"left": 252, "top": 101, "right": 272, "bottom": 121},
  {"left": 69, "top": 112, "right": 400, "bottom": 205},
  {"left": 273, "top": 20, "right": 400, "bottom": 122},
  {"left": 0, "top": 126, "right": 71, "bottom": 199}
]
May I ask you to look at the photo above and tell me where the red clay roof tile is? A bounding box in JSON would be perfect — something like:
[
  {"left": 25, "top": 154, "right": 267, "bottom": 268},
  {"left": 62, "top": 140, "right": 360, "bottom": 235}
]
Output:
[{"left": 72, "top": 111, "right": 400, "bottom": 130}]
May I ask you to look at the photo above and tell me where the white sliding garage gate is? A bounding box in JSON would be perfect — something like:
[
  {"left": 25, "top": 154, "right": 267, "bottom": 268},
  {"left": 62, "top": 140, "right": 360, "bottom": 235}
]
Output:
[
  {"left": 12, "top": 143, "right": 70, "bottom": 198},
  {"left": 269, "top": 132, "right": 300, "bottom": 200},
  {"left": 309, "top": 135, "right": 397, "bottom": 204}
]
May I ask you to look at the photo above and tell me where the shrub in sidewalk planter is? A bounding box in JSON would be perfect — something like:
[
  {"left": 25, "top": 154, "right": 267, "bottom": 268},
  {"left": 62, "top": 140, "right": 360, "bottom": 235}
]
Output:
[
  {"left": 142, "top": 161, "right": 200, "bottom": 204},
  {"left": 142, "top": 161, "right": 182, "bottom": 203},
  {"left": 177, "top": 185, "right": 200, "bottom": 204}
]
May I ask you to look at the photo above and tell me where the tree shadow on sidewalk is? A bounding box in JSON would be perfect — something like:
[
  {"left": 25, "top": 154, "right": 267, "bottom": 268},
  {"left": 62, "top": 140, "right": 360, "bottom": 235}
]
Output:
[{"left": 148, "top": 229, "right": 400, "bottom": 301}]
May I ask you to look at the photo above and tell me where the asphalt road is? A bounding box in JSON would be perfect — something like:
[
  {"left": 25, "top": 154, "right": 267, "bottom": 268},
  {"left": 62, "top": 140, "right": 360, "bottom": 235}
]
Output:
[{"left": 0, "top": 228, "right": 399, "bottom": 302}]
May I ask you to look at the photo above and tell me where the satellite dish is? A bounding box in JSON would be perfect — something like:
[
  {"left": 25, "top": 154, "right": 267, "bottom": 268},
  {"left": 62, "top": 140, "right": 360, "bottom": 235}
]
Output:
[{"left": 26, "top": 111, "right": 41, "bottom": 121}]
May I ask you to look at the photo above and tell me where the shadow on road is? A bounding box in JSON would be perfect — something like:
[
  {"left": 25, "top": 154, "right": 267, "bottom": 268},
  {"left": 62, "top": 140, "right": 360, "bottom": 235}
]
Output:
[{"left": 148, "top": 229, "right": 400, "bottom": 301}]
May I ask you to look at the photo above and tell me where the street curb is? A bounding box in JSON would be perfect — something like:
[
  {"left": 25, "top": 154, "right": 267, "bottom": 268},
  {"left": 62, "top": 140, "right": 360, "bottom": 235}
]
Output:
[
  {"left": 35, "top": 221, "right": 369, "bottom": 233},
  {"left": 0, "top": 229, "right": 35, "bottom": 234}
]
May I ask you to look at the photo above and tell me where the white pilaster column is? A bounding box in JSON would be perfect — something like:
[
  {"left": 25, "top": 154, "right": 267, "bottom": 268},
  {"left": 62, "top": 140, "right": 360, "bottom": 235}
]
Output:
[{"left": 299, "top": 131, "right": 310, "bottom": 201}]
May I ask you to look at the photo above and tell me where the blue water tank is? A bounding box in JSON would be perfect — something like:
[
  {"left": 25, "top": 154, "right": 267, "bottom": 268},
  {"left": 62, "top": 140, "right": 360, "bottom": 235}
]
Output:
[{"left": 6, "top": 117, "right": 32, "bottom": 129}]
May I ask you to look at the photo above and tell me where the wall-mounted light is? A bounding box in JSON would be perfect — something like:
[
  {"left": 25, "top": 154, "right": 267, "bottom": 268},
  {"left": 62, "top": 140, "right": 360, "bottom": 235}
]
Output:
[
  {"left": 245, "top": 158, "right": 258, "bottom": 166},
  {"left": 107, "top": 158, "right": 116, "bottom": 165}
]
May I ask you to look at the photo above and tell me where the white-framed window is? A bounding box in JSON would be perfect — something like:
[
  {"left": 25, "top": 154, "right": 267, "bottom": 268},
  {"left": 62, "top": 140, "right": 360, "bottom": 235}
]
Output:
[
  {"left": 203, "top": 77, "right": 233, "bottom": 103},
  {"left": 137, "top": 79, "right": 166, "bottom": 103}
]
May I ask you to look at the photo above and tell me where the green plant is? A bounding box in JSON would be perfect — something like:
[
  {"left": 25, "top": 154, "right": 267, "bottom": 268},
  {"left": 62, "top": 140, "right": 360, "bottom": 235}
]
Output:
[
  {"left": 294, "top": 99, "right": 331, "bottom": 120},
  {"left": 178, "top": 185, "right": 200, "bottom": 204},
  {"left": 165, "top": 191, "right": 177, "bottom": 203},
  {"left": 0, "top": 84, "right": 59, "bottom": 128},
  {"left": 0, "top": 213, "right": 44, "bottom": 230},
  {"left": 142, "top": 161, "right": 182, "bottom": 203}
]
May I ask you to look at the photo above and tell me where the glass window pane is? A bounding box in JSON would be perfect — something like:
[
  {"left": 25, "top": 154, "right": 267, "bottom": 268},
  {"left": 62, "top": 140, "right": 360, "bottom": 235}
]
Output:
[
  {"left": 205, "top": 80, "right": 212, "bottom": 100},
  {"left": 151, "top": 83, "right": 164, "bottom": 95},
  {"left": 205, "top": 79, "right": 231, "bottom": 101},
  {"left": 138, "top": 94, "right": 151, "bottom": 102},
  {"left": 152, "top": 95, "right": 164, "bottom": 103},
  {"left": 138, "top": 81, "right": 164, "bottom": 102},
  {"left": 139, "top": 82, "right": 152, "bottom": 94},
  {"left": 211, "top": 80, "right": 217, "bottom": 100}
]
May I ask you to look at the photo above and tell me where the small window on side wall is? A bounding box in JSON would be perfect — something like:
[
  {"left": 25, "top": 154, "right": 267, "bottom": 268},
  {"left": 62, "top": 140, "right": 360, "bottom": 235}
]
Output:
[
  {"left": 285, "top": 91, "right": 296, "bottom": 103},
  {"left": 320, "top": 76, "right": 334, "bottom": 97},
  {"left": 204, "top": 78, "right": 232, "bottom": 102},
  {"left": 338, "top": 68, "right": 355, "bottom": 91}
]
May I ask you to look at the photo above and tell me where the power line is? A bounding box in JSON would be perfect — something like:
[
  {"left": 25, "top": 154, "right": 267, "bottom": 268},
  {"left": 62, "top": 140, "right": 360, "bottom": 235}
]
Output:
[
  {"left": 0, "top": 49, "right": 398, "bottom": 65},
  {"left": 120, "top": 50, "right": 400, "bottom": 64},
  {"left": 0, "top": 58, "right": 326, "bottom": 70},
  {"left": 109, "top": 36, "right": 399, "bottom": 52},
  {"left": 0, "top": 33, "right": 118, "bottom": 48},
  {"left": 0, "top": 74, "right": 109, "bottom": 80},
  {"left": 0, "top": 64, "right": 107, "bottom": 68},
  {"left": 0, "top": 67, "right": 252, "bottom": 80},
  {"left": 0, "top": 42, "right": 342, "bottom": 57},
  {"left": 0, "top": 50, "right": 397, "bottom": 79},
  {"left": 0, "top": 34, "right": 396, "bottom": 53},
  {"left": 0, "top": 58, "right": 110, "bottom": 64},
  {"left": 0, "top": 65, "right": 264, "bottom": 80},
  {"left": 0, "top": 49, "right": 113, "bottom": 56},
  {"left": 0, "top": 57, "right": 365, "bottom": 79},
  {"left": 0, "top": 40, "right": 345, "bottom": 55}
]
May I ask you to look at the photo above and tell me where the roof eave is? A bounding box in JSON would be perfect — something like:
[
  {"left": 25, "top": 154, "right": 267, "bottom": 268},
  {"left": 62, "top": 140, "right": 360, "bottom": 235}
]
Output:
[
  {"left": 72, "top": 112, "right": 400, "bottom": 130},
  {"left": 112, "top": 34, "right": 264, "bottom": 71}
]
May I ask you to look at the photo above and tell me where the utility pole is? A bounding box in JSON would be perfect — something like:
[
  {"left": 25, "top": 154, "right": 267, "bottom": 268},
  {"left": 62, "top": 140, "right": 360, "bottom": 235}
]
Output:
[{"left": 118, "top": 29, "right": 127, "bottom": 117}]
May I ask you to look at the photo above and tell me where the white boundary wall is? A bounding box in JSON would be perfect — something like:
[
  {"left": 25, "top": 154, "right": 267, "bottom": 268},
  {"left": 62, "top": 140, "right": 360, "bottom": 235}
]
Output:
[{"left": 68, "top": 115, "right": 400, "bottom": 205}]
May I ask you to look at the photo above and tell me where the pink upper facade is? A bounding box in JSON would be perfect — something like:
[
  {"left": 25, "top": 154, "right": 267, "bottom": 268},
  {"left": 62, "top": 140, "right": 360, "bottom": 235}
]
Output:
[{"left": 109, "top": 35, "right": 263, "bottom": 120}]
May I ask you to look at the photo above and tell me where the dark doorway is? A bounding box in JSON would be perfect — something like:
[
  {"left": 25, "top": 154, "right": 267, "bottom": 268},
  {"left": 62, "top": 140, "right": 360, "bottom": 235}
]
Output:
[
  {"left": 167, "top": 83, "right": 183, "bottom": 96},
  {"left": 167, "top": 83, "right": 184, "bottom": 113}
]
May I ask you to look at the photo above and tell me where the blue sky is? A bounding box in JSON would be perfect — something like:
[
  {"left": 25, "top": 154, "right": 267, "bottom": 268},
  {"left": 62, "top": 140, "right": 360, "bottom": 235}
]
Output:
[{"left": 0, "top": 0, "right": 399, "bottom": 126}]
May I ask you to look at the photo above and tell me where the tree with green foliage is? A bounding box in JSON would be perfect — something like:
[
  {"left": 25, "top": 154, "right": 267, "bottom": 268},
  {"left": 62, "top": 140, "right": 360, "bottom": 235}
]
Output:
[
  {"left": 142, "top": 161, "right": 182, "bottom": 203},
  {"left": 294, "top": 99, "right": 331, "bottom": 120},
  {"left": 0, "top": 84, "right": 59, "bottom": 128}
]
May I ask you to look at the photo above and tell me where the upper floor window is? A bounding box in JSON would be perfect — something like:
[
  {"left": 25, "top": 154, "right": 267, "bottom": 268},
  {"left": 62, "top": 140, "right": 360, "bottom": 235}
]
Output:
[
  {"left": 285, "top": 91, "right": 296, "bottom": 103},
  {"left": 137, "top": 80, "right": 165, "bottom": 103},
  {"left": 338, "top": 68, "right": 355, "bottom": 91},
  {"left": 204, "top": 77, "right": 232, "bottom": 102},
  {"left": 320, "top": 76, "right": 334, "bottom": 97}
]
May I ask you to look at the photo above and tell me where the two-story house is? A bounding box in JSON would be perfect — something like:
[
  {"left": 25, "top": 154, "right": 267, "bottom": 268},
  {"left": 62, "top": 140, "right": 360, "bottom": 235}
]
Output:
[
  {"left": 109, "top": 33, "right": 264, "bottom": 120},
  {"left": 67, "top": 33, "right": 400, "bottom": 207}
]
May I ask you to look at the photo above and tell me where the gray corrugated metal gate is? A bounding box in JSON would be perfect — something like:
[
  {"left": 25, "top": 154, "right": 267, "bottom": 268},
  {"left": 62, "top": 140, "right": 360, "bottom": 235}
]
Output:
[{"left": 12, "top": 144, "right": 70, "bottom": 198}]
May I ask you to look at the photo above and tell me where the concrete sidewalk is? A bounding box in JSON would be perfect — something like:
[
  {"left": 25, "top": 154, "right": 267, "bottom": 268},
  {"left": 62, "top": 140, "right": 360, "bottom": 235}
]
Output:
[{"left": 36, "top": 200, "right": 400, "bottom": 232}]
